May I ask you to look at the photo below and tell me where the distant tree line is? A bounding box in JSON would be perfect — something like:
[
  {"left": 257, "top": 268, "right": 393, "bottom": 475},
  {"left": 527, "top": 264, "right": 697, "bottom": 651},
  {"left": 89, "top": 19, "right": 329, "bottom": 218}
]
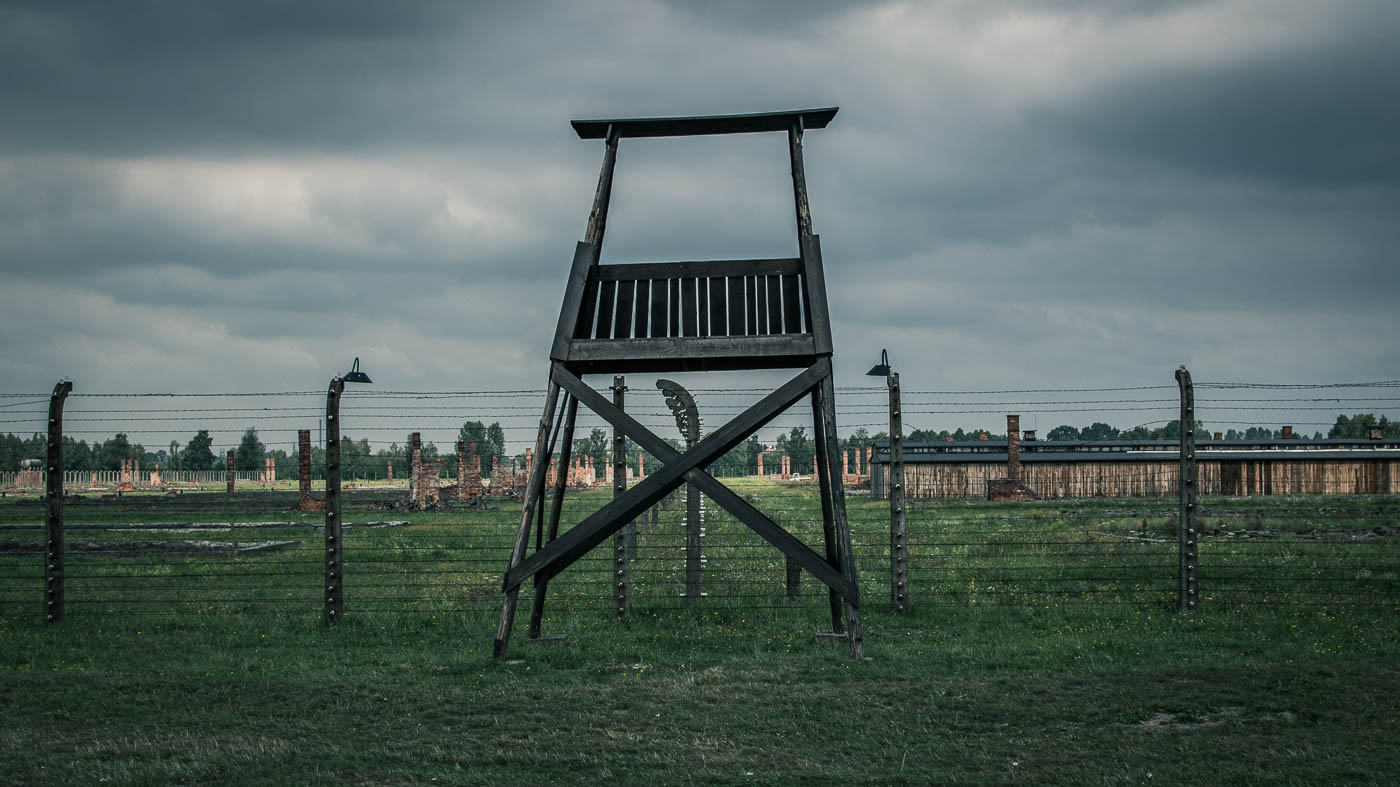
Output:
[{"left": 5, "top": 414, "right": 1395, "bottom": 476}]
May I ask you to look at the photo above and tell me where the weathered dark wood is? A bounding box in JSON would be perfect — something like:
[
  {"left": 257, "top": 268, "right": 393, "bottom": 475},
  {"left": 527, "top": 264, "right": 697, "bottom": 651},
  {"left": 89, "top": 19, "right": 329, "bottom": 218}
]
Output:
[
  {"left": 529, "top": 394, "right": 578, "bottom": 638},
  {"left": 710, "top": 278, "right": 727, "bottom": 337},
  {"left": 809, "top": 384, "right": 843, "bottom": 634},
  {"left": 754, "top": 276, "right": 768, "bottom": 335},
  {"left": 788, "top": 122, "right": 813, "bottom": 238},
  {"left": 507, "top": 363, "right": 832, "bottom": 592},
  {"left": 324, "top": 378, "right": 344, "bottom": 625},
  {"left": 781, "top": 274, "right": 802, "bottom": 333},
  {"left": 786, "top": 552, "right": 801, "bottom": 598},
  {"left": 567, "top": 335, "right": 816, "bottom": 364},
  {"left": 765, "top": 274, "right": 782, "bottom": 333},
  {"left": 572, "top": 107, "right": 838, "bottom": 139},
  {"left": 800, "top": 235, "right": 833, "bottom": 354},
  {"left": 494, "top": 374, "right": 562, "bottom": 659},
  {"left": 681, "top": 277, "right": 698, "bottom": 337},
  {"left": 43, "top": 379, "right": 72, "bottom": 623},
  {"left": 583, "top": 127, "right": 620, "bottom": 244},
  {"left": 633, "top": 279, "right": 650, "bottom": 338},
  {"left": 595, "top": 258, "right": 800, "bottom": 281},
  {"left": 750, "top": 274, "right": 761, "bottom": 331},
  {"left": 697, "top": 278, "right": 710, "bottom": 337},
  {"left": 727, "top": 277, "right": 745, "bottom": 335},
  {"left": 595, "top": 279, "right": 616, "bottom": 340},
  {"left": 649, "top": 279, "right": 667, "bottom": 338},
  {"left": 668, "top": 278, "right": 681, "bottom": 337},
  {"left": 613, "top": 280, "right": 634, "bottom": 339},
  {"left": 558, "top": 241, "right": 598, "bottom": 351},
  {"left": 816, "top": 375, "right": 863, "bottom": 657}
]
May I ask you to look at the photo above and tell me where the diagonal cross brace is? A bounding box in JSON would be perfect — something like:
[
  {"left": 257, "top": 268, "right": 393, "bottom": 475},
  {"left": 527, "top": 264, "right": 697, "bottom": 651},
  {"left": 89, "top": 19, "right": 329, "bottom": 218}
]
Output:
[{"left": 504, "top": 359, "right": 858, "bottom": 606}]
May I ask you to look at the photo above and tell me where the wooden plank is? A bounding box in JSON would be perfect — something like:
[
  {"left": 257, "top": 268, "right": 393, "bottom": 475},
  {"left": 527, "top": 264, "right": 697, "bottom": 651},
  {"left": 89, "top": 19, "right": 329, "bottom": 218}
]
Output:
[
  {"left": 815, "top": 375, "right": 864, "bottom": 657},
  {"left": 612, "top": 376, "right": 629, "bottom": 618},
  {"left": 572, "top": 107, "right": 839, "bottom": 139},
  {"left": 650, "top": 279, "right": 668, "bottom": 338},
  {"left": 583, "top": 128, "right": 620, "bottom": 245},
  {"left": 567, "top": 335, "right": 816, "bottom": 363},
  {"left": 594, "top": 258, "right": 801, "bottom": 281},
  {"left": 727, "top": 276, "right": 745, "bottom": 335},
  {"left": 507, "top": 363, "right": 829, "bottom": 592},
  {"left": 697, "top": 277, "right": 709, "bottom": 337},
  {"left": 528, "top": 394, "right": 578, "bottom": 638},
  {"left": 754, "top": 275, "right": 769, "bottom": 335},
  {"left": 745, "top": 276, "right": 759, "bottom": 335},
  {"left": 710, "top": 277, "right": 727, "bottom": 337},
  {"left": 554, "top": 241, "right": 597, "bottom": 356},
  {"left": 633, "top": 279, "right": 650, "bottom": 338},
  {"left": 788, "top": 123, "right": 813, "bottom": 237},
  {"left": 800, "top": 235, "right": 833, "bottom": 353},
  {"left": 613, "top": 280, "right": 634, "bottom": 339},
  {"left": 669, "top": 279, "right": 681, "bottom": 337},
  {"left": 595, "top": 279, "right": 616, "bottom": 340},
  {"left": 681, "top": 278, "right": 698, "bottom": 337},
  {"left": 781, "top": 273, "right": 802, "bottom": 333},
  {"left": 494, "top": 374, "right": 562, "bottom": 659},
  {"left": 766, "top": 274, "right": 782, "bottom": 334}
]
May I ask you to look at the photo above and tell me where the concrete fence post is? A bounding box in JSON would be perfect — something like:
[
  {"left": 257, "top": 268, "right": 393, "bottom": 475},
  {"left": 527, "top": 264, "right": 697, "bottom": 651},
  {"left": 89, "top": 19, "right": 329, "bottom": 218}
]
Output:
[
  {"left": 44, "top": 379, "right": 73, "bottom": 623},
  {"left": 1176, "top": 365, "right": 1199, "bottom": 613}
]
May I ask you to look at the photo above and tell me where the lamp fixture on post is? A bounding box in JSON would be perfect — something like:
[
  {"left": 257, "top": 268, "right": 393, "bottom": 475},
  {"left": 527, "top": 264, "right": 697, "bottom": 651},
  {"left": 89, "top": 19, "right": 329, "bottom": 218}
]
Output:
[
  {"left": 865, "top": 349, "right": 891, "bottom": 378},
  {"left": 343, "top": 357, "right": 373, "bottom": 385}
]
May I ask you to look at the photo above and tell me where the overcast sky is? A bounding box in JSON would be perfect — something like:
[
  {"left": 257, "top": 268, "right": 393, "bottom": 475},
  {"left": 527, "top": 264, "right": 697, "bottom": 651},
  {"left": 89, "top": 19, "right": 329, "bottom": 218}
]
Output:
[{"left": 2, "top": 0, "right": 1397, "bottom": 449}]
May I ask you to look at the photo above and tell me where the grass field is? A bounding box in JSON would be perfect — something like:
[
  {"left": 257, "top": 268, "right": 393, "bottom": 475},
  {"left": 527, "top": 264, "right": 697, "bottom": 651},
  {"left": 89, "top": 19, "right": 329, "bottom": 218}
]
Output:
[{"left": 1, "top": 480, "right": 1397, "bottom": 783}]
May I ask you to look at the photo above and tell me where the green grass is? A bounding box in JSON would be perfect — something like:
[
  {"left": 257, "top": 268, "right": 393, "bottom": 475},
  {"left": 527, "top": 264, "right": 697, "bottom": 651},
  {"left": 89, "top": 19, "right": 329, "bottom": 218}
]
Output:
[{"left": 1, "top": 482, "right": 1397, "bottom": 782}]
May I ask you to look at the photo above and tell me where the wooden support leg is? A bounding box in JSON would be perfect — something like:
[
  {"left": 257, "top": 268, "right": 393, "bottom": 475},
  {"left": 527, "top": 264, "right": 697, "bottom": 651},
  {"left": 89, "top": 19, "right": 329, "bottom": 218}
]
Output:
[
  {"left": 810, "top": 390, "right": 844, "bottom": 634},
  {"left": 529, "top": 394, "right": 578, "bottom": 638},
  {"left": 494, "top": 375, "right": 562, "bottom": 660},
  {"left": 816, "top": 376, "right": 863, "bottom": 658}
]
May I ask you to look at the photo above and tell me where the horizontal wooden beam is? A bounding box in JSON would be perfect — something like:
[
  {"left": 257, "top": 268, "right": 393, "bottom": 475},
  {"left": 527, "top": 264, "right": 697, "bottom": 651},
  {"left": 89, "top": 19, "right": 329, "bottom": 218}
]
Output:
[
  {"left": 572, "top": 107, "right": 838, "bottom": 139},
  {"left": 568, "top": 335, "right": 816, "bottom": 364},
  {"left": 594, "top": 258, "right": 801, "bottom": 281}
]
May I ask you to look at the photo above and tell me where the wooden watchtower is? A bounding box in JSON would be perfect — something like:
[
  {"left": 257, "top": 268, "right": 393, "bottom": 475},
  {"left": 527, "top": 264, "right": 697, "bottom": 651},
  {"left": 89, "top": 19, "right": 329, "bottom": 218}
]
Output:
[{"left": 494, "top": 108, "right": 863, "bottom": 658}]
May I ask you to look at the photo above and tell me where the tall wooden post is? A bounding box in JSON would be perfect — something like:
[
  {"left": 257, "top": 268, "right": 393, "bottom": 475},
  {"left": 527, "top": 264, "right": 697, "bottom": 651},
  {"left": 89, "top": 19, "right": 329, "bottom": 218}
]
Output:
[
  {"left": 529, "top": 393, "right": 578, "bottom": 639},
  {"left": 888, "top": 371, "right": 908, "bottom": 613},
  {"left": 44, "top": 379, "right": 73, "bottom": 623},
  {"left": 1176, "top": 365, "right": 1199, "bottom": 613},
  {"left": 611, "top": 376, "right": 629, "bottom": 618},
  {"left": 324, "top": 377, "right": 344, "bottom": 624}
]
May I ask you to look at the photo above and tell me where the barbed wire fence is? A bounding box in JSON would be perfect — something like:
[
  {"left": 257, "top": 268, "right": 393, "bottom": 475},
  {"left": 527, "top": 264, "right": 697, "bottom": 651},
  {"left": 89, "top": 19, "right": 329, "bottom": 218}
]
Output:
[{"left": 0, "top": 372, "right": 1396, "bottom": 626}]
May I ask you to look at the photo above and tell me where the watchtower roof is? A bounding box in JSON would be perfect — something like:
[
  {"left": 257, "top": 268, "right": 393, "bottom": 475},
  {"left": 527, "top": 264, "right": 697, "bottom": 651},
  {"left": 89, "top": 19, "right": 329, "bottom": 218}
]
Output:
[{"left": 572, "top": 107, "right": 839, "bottom": 139}]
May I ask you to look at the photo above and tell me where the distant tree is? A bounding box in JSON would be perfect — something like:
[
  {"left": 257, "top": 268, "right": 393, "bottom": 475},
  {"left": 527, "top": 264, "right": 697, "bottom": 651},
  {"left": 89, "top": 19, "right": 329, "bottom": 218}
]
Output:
[
  {"left": 775, "top": 426, "right": 813, "bottom": 475},
  {"left": 1047, "top": 425, "right": 1080, "bottom": 441},
  {"left": 165, "top": 440, "right": 182, "bottom": 471},
  {"left": 1080, "top": 422, "right": 1120, "bottom": 441},
  {"left": 181, "top": 430, "right": 217, "bottom": 471},
  {"left": 96, "top": 433, "right": 133, "bottom": 471},
  {"left": 234, "top": 428, "right": 266, "bottom": 471}
]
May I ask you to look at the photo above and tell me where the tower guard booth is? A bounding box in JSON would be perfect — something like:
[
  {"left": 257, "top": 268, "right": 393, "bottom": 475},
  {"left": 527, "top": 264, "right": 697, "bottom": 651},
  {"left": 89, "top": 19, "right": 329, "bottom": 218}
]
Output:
[{"left": 494, "top": 108, "right": 863, "bottom": 658}]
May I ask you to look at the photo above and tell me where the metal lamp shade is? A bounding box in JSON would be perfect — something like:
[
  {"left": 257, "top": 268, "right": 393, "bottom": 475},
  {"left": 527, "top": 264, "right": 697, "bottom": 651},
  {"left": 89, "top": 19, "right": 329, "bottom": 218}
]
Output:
[{"left": 343, "top": 357, "right": 373, "bottom": 384}]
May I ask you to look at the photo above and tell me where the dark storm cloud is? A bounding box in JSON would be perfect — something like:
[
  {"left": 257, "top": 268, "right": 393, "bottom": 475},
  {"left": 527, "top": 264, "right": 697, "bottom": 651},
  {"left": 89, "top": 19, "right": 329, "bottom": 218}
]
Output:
[{"left": 1, "top": 0, "right": 1396, "bottom": 429}]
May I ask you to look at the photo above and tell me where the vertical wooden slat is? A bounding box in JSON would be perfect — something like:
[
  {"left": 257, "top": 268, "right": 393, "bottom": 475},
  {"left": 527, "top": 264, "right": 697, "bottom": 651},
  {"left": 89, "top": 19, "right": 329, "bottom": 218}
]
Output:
[
  {"left": 745, "top": 276, "right": 759, "bottom": 335},
  {"left": 766, "top": 274, "right": 782, "bottom": 333},
  {"left": 697, "top": 276, "right": 710, "bottom": 337},
  {"left": 668, "top": 279, "right": 681, "bottom": 337},
  {"left": 595, "top": 280, "right": 616, "bottom": 340},
  {"left": 727, "top": 276, "right": 744, "bottom": 335},
  {"left": 781, "top": 274, "right": 801, "bottom": 333},
  {"left": 633, "top": 279, "right": 650, "bottom": 338},
  {"left": 710, "top": 277, "right": 727, "bottom": 336},
  {"left": 613, "top": 280, "right": 634, "bottom": 339},
  {"left": 754, "top": 275, "right": 769, "bottom": 335},
  {"left": 681, "top": 278, "right": 698, "bottom": 337},
  {"left": 649, "top": 278, "right": 667, "bottom": 338}
]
